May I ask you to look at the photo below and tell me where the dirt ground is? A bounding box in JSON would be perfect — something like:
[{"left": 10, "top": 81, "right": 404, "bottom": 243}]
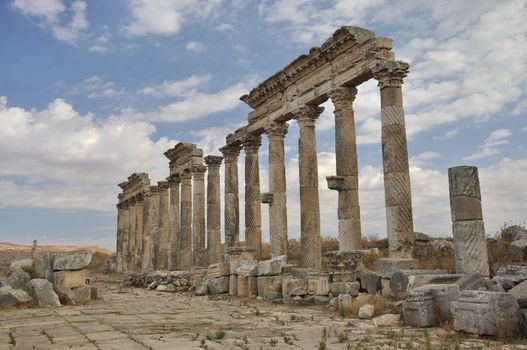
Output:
[{"left": 0, "top": 272, "right": 525, "bottom": 350}]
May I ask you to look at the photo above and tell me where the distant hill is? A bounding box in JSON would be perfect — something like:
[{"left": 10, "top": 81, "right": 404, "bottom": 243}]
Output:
[{"left": 0, "top": 242, "right": 112, "bottom": 256}]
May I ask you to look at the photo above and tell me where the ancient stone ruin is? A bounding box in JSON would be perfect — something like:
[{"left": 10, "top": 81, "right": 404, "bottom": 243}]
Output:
[{"left": 115, "top": 26, "right": 527, "bottom": 337}]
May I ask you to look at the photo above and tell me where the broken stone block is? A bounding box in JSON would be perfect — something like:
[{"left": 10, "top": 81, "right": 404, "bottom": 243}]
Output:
[
  {"left": 236, "top": 264, "right": 258, "bottom": 277},
  {"left": 391, "top": 271, "right": 461, "bottom": 300},
  {"left": 286, "top": 278, "right": 309, "bottom": 296},
  {"left": 402, "top": 289, "right": 437, "bottom": 327},
  {"left": 358, "top": 304, "right": 374, "bottom": 319},
  {"left": 337, "top": 293, "right": 353, "bottom": 311},
  {"left": 358, "top": 268, "right": 381, "bottom": 294},
  {"left": 455, "top": 273, "right": 487, "bottom": 291},
  {"left": 322, "top": 250, "right": 363, "bottom": 272},
  {"left": 166, "top": 284, "right": 176, "bottom": 292},
  {"left": 257, "top": 276, "right": 282, "bottom": 300},
  {"left": 53, "top": 252, "right": 92, "bottom": 271},
  {"left": 330, "top": 271, "right": 356, "bottom": 282},
  {"left": 54, "top": 285, "right": 76, "bottom": 306},
  {"left": 329, "top": 281, "right": 360, "bottom": 297},
  {"left": 190, "top": 269, "right": 207, "bottom": 288},
  {"left": 72, "top": 285, "right": 92, "bottom": 304},
  {"left": 413, "top": 284, "right": 460, "bottom": 322},
  {"left": 26, "top": 279, "right": 61, "bottom": 308},
  {"left": 509, "top": 279, "right": 527, "bottom": 308},
  {"left": 290, "top": 268, "right": 312, "bottom": 279},
  {"left": 0, "top": 285, "right": 32, "bottom": 306},
  {"left": 307, "top": 273, "right": 329, "bottom": 295},
  {"left": 208, "top": 276, "right": 229, "bottom": 295},
  {"left": 170, "top": 271, "right": 192, "bottom": 280},
  {"left": 308, "top": 295, "right": 330, "bottom": 305},
  {"left": 2, "top": 267, "right": 31, "bottom": 290},
  {"left": 493, "top": 265, "right": 527, "bottom": 290},
  {"left": 389, "top": 269, "right": 446, "bottom": 297},
  {"left": 229, "top": 260, "right": 258, "bottom": 275},
  {"left": 156, "top": 285, "right": 168, "bottom": 291},
  {"left": 372, "top": 314, "right": 401, "bottom": 327},
  {"left": 258, "top": 255, "right": 287, "bottom": 276},
  {"left": 374, "top": 258, "right": 417, "bottom": 279},
  {"left": 53, "top": 270, "right": 88, "bottom": 289},
  {"left": 451, "top": 290, "right": 522, "bottom": 336},
  {"left": 207, "top": 262, "right": 230, "bottom": 278}
]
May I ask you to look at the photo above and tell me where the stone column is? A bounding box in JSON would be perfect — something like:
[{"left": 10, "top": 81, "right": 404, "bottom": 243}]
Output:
[
  {"left": 128, "top": 198, "right": 137, "bottom": 270},
  {"left": 192, "top": 164, "right": 207, "bottom": 268},
  {"left": 168, "top": 178, "right": 180, "bottom": 270},
  {"left": 179, "top": 170, "right": 193, "bottom": 270},
  {"left": 122, "top": 202, "right": 130, "bottom": 271},
  {"left": 146, "top": 187, "right": 160, "bottom": 271},
  {"left": 141, "top": 191, "right": 151, "bottom": 272},
  {"left": 116, "top": 202, "right": 124, "bottom": 273},
  {"left": 134, "top": 195, "right": 144, "bottom": 271},
  {"left": 243, "top": 134, "right": 263, "bottom": 259},
  {"left": 294, "top": 105, "right": 324, "bottom": 269},
  {"left": 448, "top": 166, "right": 489, "bottom": 276},
  {"left": 327, "top": 87, "right": 362, "bottom": 251},
  {"left": 264, "top": 121, "right": 289, "bottom": 257},
  {"left": 373, "top": 61, "right": 414, "bottom": 258},
  {"left": 158, "top": 181, "right": 170, "bottom": 270},
  {"left": 221, "top": 144, "right": 241, "bottom": 249},
  {"left": 205, "top": 155, "right": 223, "bottom": 264}
]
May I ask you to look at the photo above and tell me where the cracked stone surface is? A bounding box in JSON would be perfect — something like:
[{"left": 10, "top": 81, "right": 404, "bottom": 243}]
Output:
[{"left": 0, "top": 272, "right": 524, "bottom": 349}]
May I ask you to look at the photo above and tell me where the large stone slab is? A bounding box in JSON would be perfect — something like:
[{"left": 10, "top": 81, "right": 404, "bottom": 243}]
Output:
[
  {"left": 257, "top": 276, "right": 282, "bottom": 300},
  {"left": 307, "top": 273, "right": 329, "bottom": 295},
  {"left": 455, "top": 273, "right": 487, "bottom": 291},
  {"left": 190, "top": 269, "right": 207, "bottom": 288},
  {"left": 258, "top": 255, "right": 287, "bottom": 276},
  {"left": 402, "top": 289, "right": 437, "bottom": 327},
  {"left": 0, "top": 285, "right": 32, "bottom": 306},
  {"left": 53, "top": 270, "right": 88, "bottom": 289},
  {"left": 451, "top": 290, "right": 522, "bottom": 336},
  {"left": 509, "top": 280, "right": 527, "bottom": 308},
  {"left": 390, "top": 270, "right": 461, "bottom": 300},
  {"left": 208, "top": 276, "right": 229, "bottom": 295},
  {"left": 329, "top": 281, "right": 360, "bottom": 297},
  {"left": 285, "top": 278, "right": 309, "bottom": 296},
  {"left": 493, "top": 265, "right": 527, "bottom": 290},
  {"left": 2, "top": 267, "right": 31, "bottom": 290},
  {"left": 53, "top": 252, "right": 92, "bottom": 271},
  {"left": 374, "top": 258, "right": 417, "bottom": 279},
  {"left": 207, "top": 262, "right": 230, "bottom": 278},
  {"left": 229, "top": 260, "right": 258, "bottom": 275},
  {"left": 358, "top": 268, "right": 381, "bottom": 294},
  {"left": 72, "top": 285, "right": 92, "bottom": 304},
  {"left": 26, "top": 279, "right": 61, "bottom": 308},
  {"left": 413, "top": 284, "right": 460, "bottom": 322},
  {"left": 54, "top": 285, "right": 76, "bottom": 306}
]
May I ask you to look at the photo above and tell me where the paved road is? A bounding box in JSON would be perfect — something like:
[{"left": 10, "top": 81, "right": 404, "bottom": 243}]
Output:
[{"left": 0, "top": 272, "right": 523, "bottom": 349}]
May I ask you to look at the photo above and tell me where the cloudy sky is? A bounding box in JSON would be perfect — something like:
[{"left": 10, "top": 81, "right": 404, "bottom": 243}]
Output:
[{"left": 0, "top": 0, "right": 526, "bottom": 251}]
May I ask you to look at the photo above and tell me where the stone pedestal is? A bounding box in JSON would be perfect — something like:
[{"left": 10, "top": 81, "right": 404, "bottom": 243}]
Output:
[
  {"left": 205, "top": 156, "right": 223, "bottom": 264},
  {"left": 179, "top": 172, "right": 193, "bottom": 270},
  {"left": 265, "top": 122, "right": 289, "bottom": 257},
  {"left": 243, "top": 134, "right": 262, "bottom": 259},
  {"left": 192, "top": 165, "right": 207, "bottom": 268},
  {"left": 372, "top": 61, "right": 414, "bottom": 259},
  {"left": 294, "top": 105, "right": 324, "bottom": 269},
  {"left": 168, "top": 178, "right": 180, "bottom": 270},
  {"left": 448, "top": 166, "right": 489, "bottom": 276},
  {"left": 328, "top": 87, "right": 361, "bottom": 251},
  {"left": 221, "top": 144, "right": 241, "bottom": 249}
]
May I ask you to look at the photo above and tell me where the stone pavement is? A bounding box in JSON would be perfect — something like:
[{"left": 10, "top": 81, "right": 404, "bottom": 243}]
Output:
[{"left": 0, "top": 272, "right": 525, "bottom": 349}]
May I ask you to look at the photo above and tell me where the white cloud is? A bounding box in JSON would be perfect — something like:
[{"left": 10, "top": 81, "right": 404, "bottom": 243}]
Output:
[
  {"left": 123, "top": 0, "right": 224, "bottom": 36},
  {"left": 89, "top": 45, "right": 107, "bottom": 54},
  {"left": 464, "top": 129, "right": 512, "bottom": 161},
  {"left": 0, "top": 96, "right": 176, "bottom": 211},
  {"left": 139, "top": 75, "right": 212, "bottom": 98},
  {"left": 185, "top": 41, "right": 206, "bottom": 53},
  {"left": 11, "top": 0, "right": 89, "bottom": 44},
  {"left": 60, "top": 76, "right": 127, "bottom": 100},
  {"left": 410, "top": 151, "right": 440, "bottom": 167},
  {"left": 434, "top": 128, "right": 460, "bottom": 140}
]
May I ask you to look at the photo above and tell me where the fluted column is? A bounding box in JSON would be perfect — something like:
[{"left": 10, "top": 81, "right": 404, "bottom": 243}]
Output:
[
  {"left": 179, "top": 171, "right": 193, "bottom": 270},
  {"left": 221, "top": 144, "right": 241, "bottom": 249},
  {"left": 205, "top": 155, "right": 223, "bottom": 264},
  {"left": 158, "top": 181, "right": 170, "bottom": 269},
  {"left": 192, "top": 164, "right": 207, "bottom": 268},
  {"left": 294, "top": 105, "right": 324, "bottom": 268},
  {"left": 116, "top": 202, "right": 124, "bottom": 272},
  {"left": 243, "top": 134, "right": 262, "bottom": 259},
  {"left": 134, "top": 195, "right": 144, "bottom": 271},
  {"left": 128, "top": 198, "right": 137, "bottom": 270},
  {"left": 168, "top": 178, "right": 180, "bottom": 270},
  {"left": 265, "top": 121, "right": 289, "bottom": 257},
  {"left": 328, "top": 87, "right": 362, "bottom": 251},
  {"left": 122, "top": 202, "right": 130, "bottom": 271},
  {"left": 141, "top": 191, "right": 152, "bottom": 272},
  {"left": 147, "top": 187, "right": 160, "bottom": 270},
  {"left": 373, "top": 61, "right": 414, "bottom": 258}
]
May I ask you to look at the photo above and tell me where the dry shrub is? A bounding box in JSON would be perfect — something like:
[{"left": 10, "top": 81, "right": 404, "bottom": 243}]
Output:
[
  {"left": 487, "top": 222, "right": 527, "bottom": 276},
  {"left": 361, "top": 251, "right": 386, "bottom": 271},
  {"left": 349, "top": 294, "right": 396, "bottom": 318},
  {"left": 287, "top": 239, "right": 300, "bottom": 266},
  {"left": 261, "top": 242, "right": 271, "bottom": 260},
  {"left": 87, "top": 250, "right": 113, "bottom": 270},
  {"left": 321, "top": 236, "right": 339, "bottom": 254},
  {"left": 417, "top": 248, "right": 455, "bottom": 273}
]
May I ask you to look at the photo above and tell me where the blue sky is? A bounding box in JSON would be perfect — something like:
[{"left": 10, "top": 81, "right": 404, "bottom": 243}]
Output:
[{"left": 0, "top": 0, "right": 526, "bottom": 251}]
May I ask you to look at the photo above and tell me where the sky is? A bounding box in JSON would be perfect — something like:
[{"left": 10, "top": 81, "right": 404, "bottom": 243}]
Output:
[{"left": 0, "top": 0, "right": 526, "bottom": 251}]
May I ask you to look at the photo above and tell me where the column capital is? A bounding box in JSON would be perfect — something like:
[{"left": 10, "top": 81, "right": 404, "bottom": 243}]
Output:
[
  {"left": 329, "top": 86, "right": 358, "bottom": 110},
  {"left": 371, "top": 60, "right": 409, "bottom": 89},
  {"left": 157, "top": 181, "right": 169, "bottom": 192},
  {"left": 220, "top": 144, "right": 241, "bottom": 160},
  {"left": 204, "top": 155, "right": 223, "bottom": 167},
  {"left": 180, "top": 169, "right": 192, "bottom": 181},
  {"left": 265, "top": 121, "right": 288, "bottom": 139},
  {"left": 150, "top": 185, "right": 160, "bottom": 194},
  {"left": 167, "top": 176, "right": 180, "bottom": 186},
  {"left": 293, "top": 105, "right": 324, "bottom": 127},
  {"left": 192, "top": 164, "right": 207, "bottom": 177},
  {"left": 242, "top": 133, "right": 262, "bottom": 152}
]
